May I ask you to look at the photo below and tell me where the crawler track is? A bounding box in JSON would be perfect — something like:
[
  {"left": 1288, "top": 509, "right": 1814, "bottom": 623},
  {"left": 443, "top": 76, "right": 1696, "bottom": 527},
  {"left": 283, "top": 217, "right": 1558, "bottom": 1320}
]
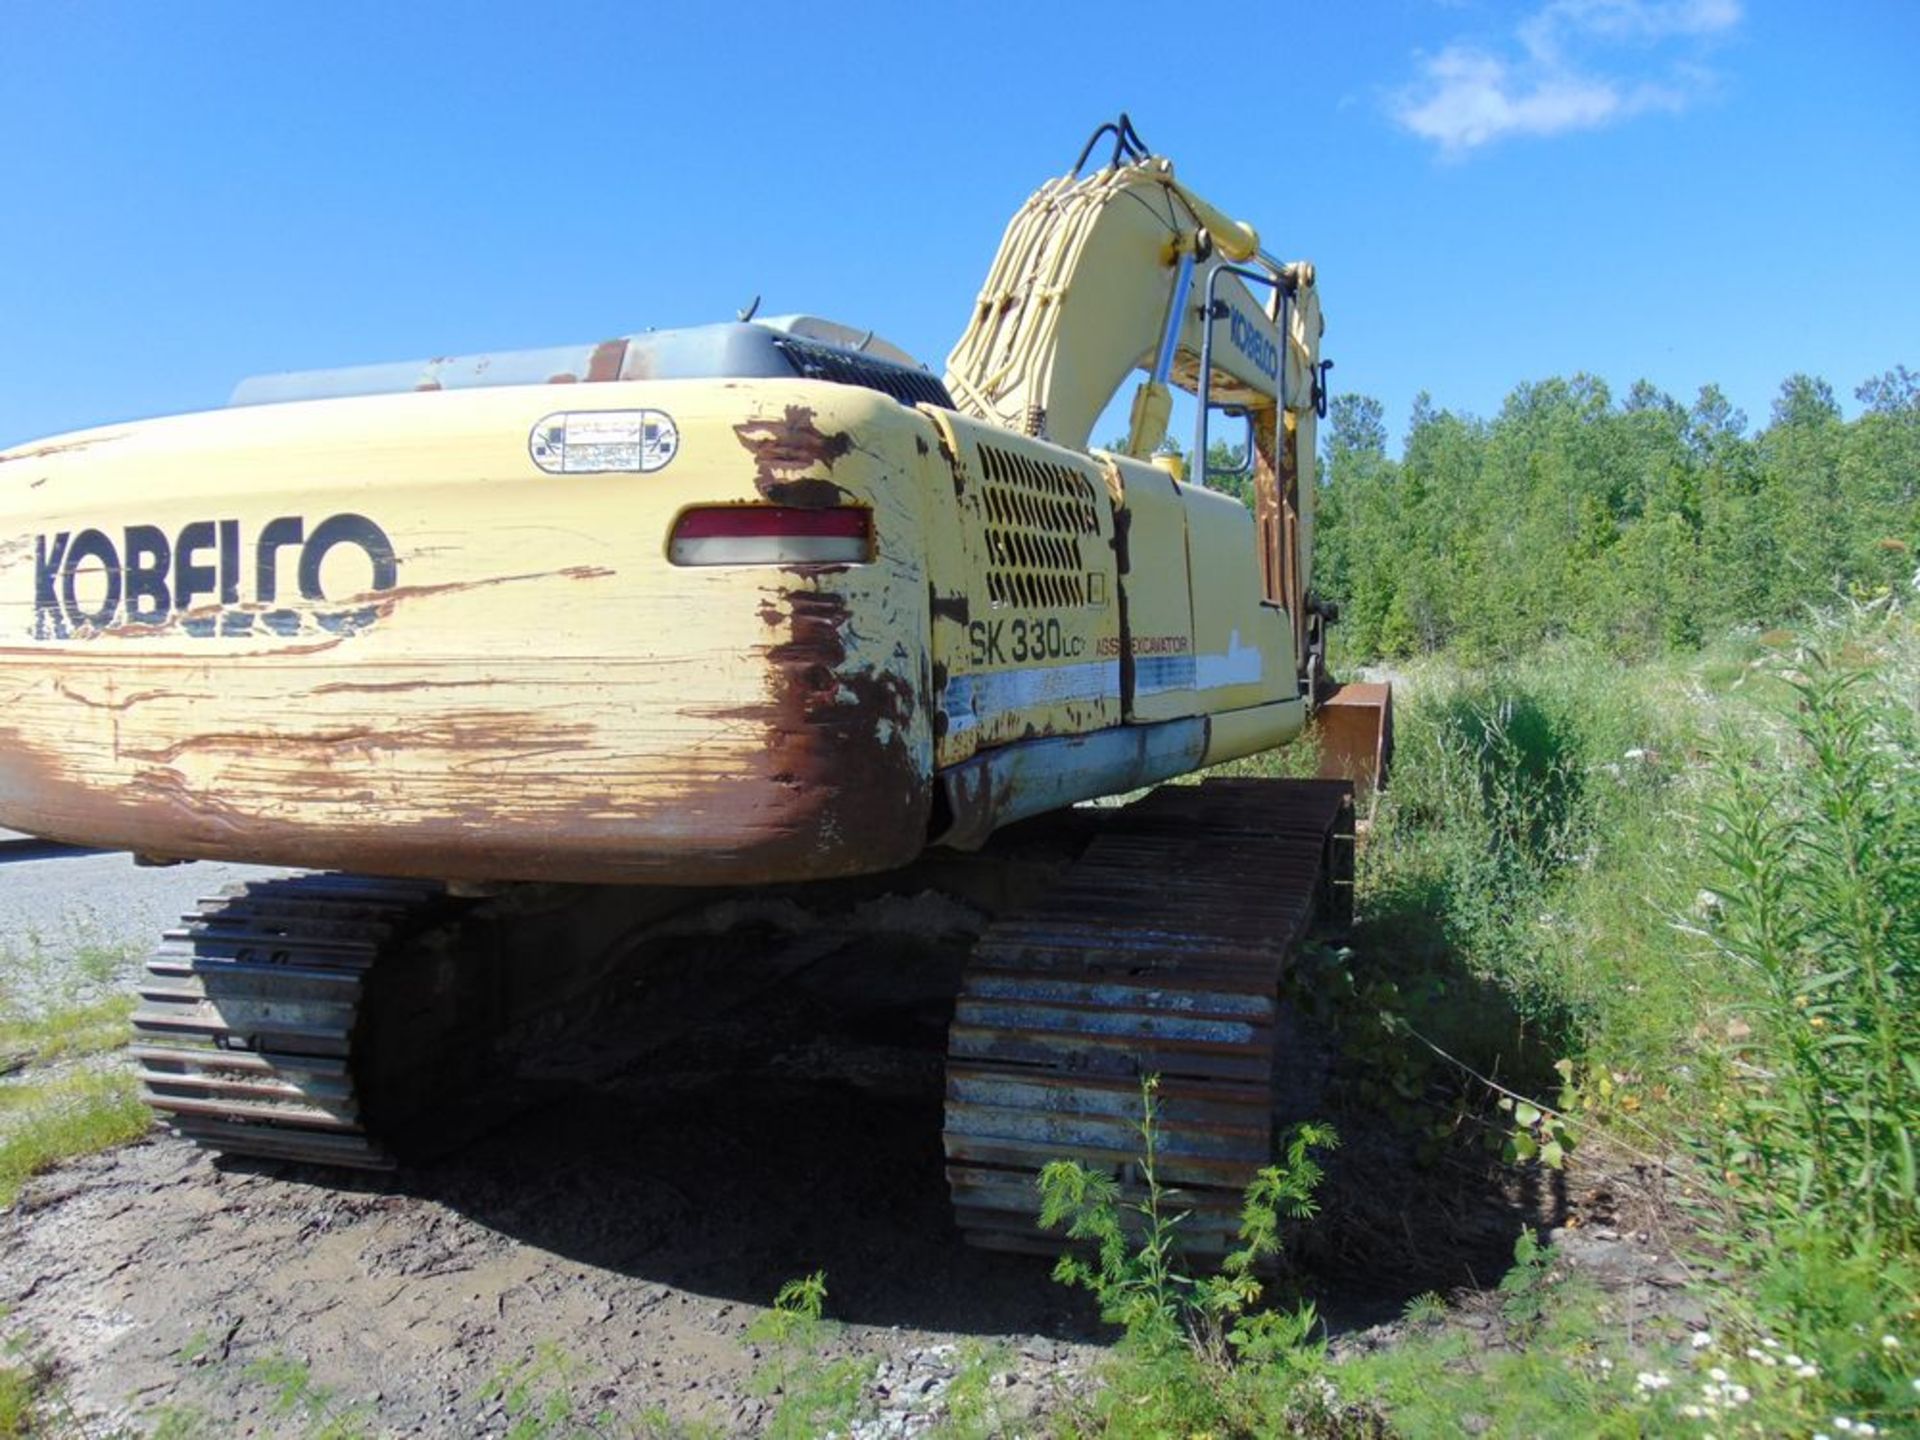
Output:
[
  {"left": 943, "top": 777, "right": 1354, "bottom": 1253},
  {"left": 131, "top": 874, "right": 465, "bottom": 1169}
]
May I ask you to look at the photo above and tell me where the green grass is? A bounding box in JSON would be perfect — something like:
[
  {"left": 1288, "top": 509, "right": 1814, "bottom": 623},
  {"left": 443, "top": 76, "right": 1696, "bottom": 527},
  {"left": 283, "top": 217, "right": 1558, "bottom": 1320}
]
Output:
[
  {"left": 1346, "top": 618, "right": 1918, "bottom": 1434},
  {"left": 0, "top": 1364, "right": 32, "bottom": 1440},
  {"left": 1041, "top": 611, "right": 1919, "bottom": 1437},
  {"left": 0, "top": 1069, "right": 151, "bottom": 1208},
  {"left": 0, "top": 973, "right": 147, "bottom": 1209},
  {"left": 0, "top": 994, "right": 135, "bottom": 1073},
  {"left": 0, "top": 1320, "right": 66, "bottom": 1440},
  {"left": 1338, "top": 1254, "right": 1638, "bottom": 1438}
]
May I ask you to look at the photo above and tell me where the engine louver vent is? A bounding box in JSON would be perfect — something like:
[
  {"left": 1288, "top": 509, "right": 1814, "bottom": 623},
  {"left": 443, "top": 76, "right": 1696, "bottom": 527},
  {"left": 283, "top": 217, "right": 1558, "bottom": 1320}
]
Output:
[
  {"left": 976, "top": 444, "right": 1102, "bottom": 609},
  {"left": 774, "top": 338, "right": 955, "bottom": 410}
]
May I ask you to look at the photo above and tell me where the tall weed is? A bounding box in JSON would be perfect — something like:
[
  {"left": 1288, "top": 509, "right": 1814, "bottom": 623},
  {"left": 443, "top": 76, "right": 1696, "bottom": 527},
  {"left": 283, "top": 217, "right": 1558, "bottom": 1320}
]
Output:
[
  {"left": 1684, "top": 633, "right": 1919, "bottom": 1425},
  {"left": 1699, "top": 651, "right": 1918, "bottom": 1254}
]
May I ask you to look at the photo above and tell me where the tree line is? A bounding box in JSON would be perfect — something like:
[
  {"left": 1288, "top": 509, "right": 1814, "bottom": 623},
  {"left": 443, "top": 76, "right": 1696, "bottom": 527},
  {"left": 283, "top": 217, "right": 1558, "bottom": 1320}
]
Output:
[{"left": 1303, "top": 367, "right": 1919, "bottom": 662}]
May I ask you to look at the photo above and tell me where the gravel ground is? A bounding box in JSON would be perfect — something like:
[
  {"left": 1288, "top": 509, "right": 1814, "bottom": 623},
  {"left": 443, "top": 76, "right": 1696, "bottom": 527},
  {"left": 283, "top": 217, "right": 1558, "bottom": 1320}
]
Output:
[
  {"left": 0, "top": 847, "right": 291, "bottom": 1015},
  {"left": 0, "top": 850, "right": 1109, "bottom": 1436}
]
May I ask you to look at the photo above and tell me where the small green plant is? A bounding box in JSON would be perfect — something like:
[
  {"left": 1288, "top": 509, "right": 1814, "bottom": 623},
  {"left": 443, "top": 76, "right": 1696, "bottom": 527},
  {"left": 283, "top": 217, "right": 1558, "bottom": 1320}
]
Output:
[
  {"left": 240, "top": 1352, "right": 372, "bottom": 1438},
  {"left": 743, "top": 1273, "right": 872, "bottom": 1440},
  {"left": 0, "top": 1324, "right": 85, "bottom": 1440},
  {"left": 1496, "top": 1229, "right": 1557, "bottom": 1330},
  {"left": 1682, "top": 642, "right": 1920, "bottom": 1426},
  {"left": 146, "top": 1405, "right": 216, "bottom": 1440},
  {"left": 1400, "top": 1291, "right": 1448, "bottom": 1327},
  {"left": 1498, "top": 1082, "right": 1577, "bottom": 1170},
  {"left": 0, "top": 1359, "right": 34, "bottom": 1440},
  {"left": 481, "top": 1342, "right": 612, "bottom": 1439},
  {"left": 1040, "top": 1076, "right": 1336, "bottom": 1359},
  {"left": 929, "top": 1341, "right": 1017, "bottom": 1440},
  {"left": 1037, "top": 1076, "right": 1341, "bottom": 1435},
  {"left": 1697, "top": 654, "right": 1918, "bottom": 1253}
]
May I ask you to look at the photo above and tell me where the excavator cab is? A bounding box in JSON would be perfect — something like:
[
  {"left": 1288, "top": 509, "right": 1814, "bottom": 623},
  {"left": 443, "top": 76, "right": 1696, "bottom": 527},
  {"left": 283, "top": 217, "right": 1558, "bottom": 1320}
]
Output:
[{"left": 1063, "top": 119, "right": 1395, "bottom": 810}]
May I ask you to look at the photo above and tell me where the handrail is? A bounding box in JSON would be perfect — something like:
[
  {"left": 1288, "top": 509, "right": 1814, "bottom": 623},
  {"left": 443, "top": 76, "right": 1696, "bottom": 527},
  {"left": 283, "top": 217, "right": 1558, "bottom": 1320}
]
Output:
[{"left": 1193, "top": 261, "right": 1287, "bottom": 487}]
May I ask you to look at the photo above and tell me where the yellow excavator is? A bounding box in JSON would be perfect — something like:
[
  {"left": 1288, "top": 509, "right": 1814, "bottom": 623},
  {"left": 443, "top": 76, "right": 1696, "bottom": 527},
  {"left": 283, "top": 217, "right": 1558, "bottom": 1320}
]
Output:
[{"left": 0, "top": 115, "right": 1390, "bottom": 1250}]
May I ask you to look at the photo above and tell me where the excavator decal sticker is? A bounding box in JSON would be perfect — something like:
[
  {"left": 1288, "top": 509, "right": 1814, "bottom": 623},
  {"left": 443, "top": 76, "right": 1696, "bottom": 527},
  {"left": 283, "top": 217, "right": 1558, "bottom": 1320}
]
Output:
[
  {"left": 940, "top": 659, "right": 1117, "bottom": 737},
  {"left": 31, "top": 512, "right": 398, "bottom": 641},
  {"left": 529, "top": 409, "right": 679, "bottom": 475},
  {"left": 1134, "top": 653, "right": 1198, "bottom": 695}
]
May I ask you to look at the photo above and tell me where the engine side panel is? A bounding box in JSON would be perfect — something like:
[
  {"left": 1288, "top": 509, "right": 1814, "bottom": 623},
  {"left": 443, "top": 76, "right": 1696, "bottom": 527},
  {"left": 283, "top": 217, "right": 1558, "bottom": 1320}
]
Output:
[
  {"left": 1180, "top": 483, "right": 1292, "bottom": 713},
  {"left": 919, "top": 410, "right": 1123, "bottom": 769}
]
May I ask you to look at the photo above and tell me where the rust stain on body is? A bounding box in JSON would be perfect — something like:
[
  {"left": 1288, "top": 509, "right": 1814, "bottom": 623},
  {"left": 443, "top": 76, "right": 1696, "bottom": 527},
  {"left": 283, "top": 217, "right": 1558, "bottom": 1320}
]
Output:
[
  {"left": 53, "top": 680, "right": 173, "bottom": 712},
  {"left": 733, "top": 405, "right": 855, "bottom": 507},
  {"left": 693, "top": 581, "right": 930, "bottom": 878},
  {"left": 586, "top": 339, "right": 628, "bottom": 382},
  {"left": 310, "top": 677, "right": 506, "bottom": 697}
]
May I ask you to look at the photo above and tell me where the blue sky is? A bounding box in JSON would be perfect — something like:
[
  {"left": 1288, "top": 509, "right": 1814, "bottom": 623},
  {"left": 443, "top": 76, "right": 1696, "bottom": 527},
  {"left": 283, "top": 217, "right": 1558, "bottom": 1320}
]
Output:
[{"left": 1, "top": 1, "right": 1914, "bottom": 453}]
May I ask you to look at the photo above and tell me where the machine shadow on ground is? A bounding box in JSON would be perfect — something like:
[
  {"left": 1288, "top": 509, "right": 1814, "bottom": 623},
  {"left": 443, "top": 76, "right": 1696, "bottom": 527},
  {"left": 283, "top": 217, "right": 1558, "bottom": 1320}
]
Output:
[{"left": 220, "top": 917, "right": 1551, "bottom": 1342}]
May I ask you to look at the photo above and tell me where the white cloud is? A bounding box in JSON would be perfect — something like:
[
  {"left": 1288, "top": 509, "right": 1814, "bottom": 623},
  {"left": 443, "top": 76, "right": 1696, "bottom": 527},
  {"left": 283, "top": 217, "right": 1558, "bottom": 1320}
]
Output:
[{"left": 1392, "top": 0, "right": 1740, "bottom": 156}]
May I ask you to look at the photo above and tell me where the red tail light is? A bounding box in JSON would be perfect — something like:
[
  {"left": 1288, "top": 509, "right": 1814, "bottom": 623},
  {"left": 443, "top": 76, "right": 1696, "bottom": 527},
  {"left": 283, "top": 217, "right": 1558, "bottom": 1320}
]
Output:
[{"left": 668, "top": 506, "right": 872, "bottom": 566}]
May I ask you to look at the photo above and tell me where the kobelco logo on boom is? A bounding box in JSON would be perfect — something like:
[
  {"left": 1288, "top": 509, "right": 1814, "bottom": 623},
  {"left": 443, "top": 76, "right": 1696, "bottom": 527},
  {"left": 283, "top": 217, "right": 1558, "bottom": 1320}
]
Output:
[
  {"left": 1226, "top": 307, "right": 1280, "bottom": 382},
  {"left": 32, "top": 513, "right": 398, "bottom": 640}
]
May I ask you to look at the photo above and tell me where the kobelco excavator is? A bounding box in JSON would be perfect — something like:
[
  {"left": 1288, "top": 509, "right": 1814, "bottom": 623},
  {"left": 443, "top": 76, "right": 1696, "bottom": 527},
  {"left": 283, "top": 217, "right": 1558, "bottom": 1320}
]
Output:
[{"left": 0, "top": 115, "right": 1390, "bottom": 1250}]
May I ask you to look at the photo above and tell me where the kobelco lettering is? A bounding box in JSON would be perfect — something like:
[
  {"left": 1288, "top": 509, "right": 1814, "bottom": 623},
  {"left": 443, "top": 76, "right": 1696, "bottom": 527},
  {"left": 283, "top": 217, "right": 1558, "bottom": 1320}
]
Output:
[
  {"left": 31, "top": 513, "right": 397, "bottom": 639},
  {"left": 1226, "top": 307, "right": 1280, "bottom": 381}
]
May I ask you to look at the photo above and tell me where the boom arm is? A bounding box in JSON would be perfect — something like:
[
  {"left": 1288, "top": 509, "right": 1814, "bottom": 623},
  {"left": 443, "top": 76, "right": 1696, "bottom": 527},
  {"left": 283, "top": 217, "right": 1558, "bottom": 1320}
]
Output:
[
  {"left": 943, "top": 133, "right": 1322, "bottom": 458},
  {"left": 943, "top": 118, "right": 1327, "bottom": 651}
]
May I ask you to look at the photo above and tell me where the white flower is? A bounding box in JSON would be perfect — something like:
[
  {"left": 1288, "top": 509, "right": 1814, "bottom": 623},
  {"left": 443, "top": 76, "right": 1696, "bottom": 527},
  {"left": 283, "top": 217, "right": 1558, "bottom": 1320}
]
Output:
[
  {"left": 1636, "top": 1370, "right": 1672, "bottom": 1391},
  {"left": 1708, "top": 1367, "right": 1728, "bottom": 1382},
  {"left": 1857, "top": 1425, "right": 1877, "bottom": 1437},
  {"left": 1786, "top": 1354, "right": 1805, "bottom": 1367},
  {"left": 1680, "top": 1405, "right": 1703, "bottom": 1418},
  {"left": 1690, "top": 1331, "right": 1714, "bottom": 1349},
  {"left": 1763, "top": 1336, "right": 1781, "bottom": 1349},
  {"left": 1796, "top": 1364, "right": 1820, "bottom": 1379},
  {"left": 1882, "top": 1334, "right": 1901, "bottom": 1350},
  {"left": 1836, "top": 1418, "right": 1854, "bottom": 1432},
  {"left": 1597, "top": 1357, "right": 1613, "bottom": 1372}
]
